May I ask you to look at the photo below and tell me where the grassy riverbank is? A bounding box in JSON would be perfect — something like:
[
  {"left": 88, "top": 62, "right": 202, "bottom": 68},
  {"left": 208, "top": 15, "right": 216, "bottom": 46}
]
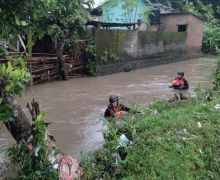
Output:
[
  {"left": 81, "top": 90, "right": 220, "bottom": 179},
  {"left": 86, "top": 23, "right": 220, "bottom": 178}
]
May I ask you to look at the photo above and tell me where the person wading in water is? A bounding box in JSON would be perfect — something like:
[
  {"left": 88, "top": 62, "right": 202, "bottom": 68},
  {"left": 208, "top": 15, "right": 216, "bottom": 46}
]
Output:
[
  {"left": 170, "top": 71, "right": 189, "bottom": 90},
  {"left": 104, "top": 94, "right": 130, "bottom": 118}
]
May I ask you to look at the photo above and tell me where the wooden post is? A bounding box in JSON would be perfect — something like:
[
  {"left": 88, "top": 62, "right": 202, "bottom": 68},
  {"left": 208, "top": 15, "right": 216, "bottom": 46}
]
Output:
[
  {"left": 27, "top": 26, "right": 33, "bottom": 58},
  {"left": 56, "top": 39, "right": 69, "bottom": 80}
]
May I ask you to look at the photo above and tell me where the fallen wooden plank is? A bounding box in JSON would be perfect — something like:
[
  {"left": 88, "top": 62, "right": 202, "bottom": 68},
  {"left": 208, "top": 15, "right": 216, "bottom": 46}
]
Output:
[{"left": 68, "top": 65, "right": 86, "bottom": 72}]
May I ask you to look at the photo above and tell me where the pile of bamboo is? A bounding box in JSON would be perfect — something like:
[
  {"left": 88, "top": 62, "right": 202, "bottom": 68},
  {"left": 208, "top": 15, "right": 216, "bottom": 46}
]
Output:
[
  {"left": 29, "top": 55, "right": 59, "bottom": 84},
  {"left": 0, "top": 51, "right": 88, "bottom": 84},
  {"left": 30, "top": 55, "right": 88, "bottom": 83},
  {"left": 64, "top": 55, "right": 87, "bottom": 77}
]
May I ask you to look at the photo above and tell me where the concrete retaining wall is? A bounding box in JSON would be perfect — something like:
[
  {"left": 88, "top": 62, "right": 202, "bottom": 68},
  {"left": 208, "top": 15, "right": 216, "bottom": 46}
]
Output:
[{"left": 94, "top": 29, "right": 188, "bottom": 75}]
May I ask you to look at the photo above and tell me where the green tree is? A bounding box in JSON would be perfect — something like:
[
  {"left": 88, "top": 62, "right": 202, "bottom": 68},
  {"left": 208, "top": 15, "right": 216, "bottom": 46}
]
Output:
[
  {"left": 0, "top": 59, "right": 59, "bottom": 178},
  {"left": 102, "top": 0, "right": 119, "bottom": 22},
  {"left": 0, "top": 0, "right": 55, "bottom": 55},
  {"left": 0, "top": 0, "right": 93, "bottom": 79},
  {"left": 152, "top": 0, "right": 219, "bottom": 21},
  {"left": 102, "top": 0, "right": 153, "bottom": 23},
  {"left": 153, "top": 0, "right": 220, "bottom": 53},
  {"left": 121, "top": 0, "right": 153, "bottom": 23},
  {"left": 37, "top": 0, "right": 93, "bottom": 80}
]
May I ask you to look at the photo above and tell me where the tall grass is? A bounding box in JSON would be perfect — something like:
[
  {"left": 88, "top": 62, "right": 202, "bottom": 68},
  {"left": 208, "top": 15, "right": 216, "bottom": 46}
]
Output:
[
  {"left": 81, "top": 51, "right": 220, "bottom": 179},
  {"left": 203, "top": 23, "right": 220, "bottom": 54},
  {"left": 81, "top": 95, "right": 220, "bottom": 179}
]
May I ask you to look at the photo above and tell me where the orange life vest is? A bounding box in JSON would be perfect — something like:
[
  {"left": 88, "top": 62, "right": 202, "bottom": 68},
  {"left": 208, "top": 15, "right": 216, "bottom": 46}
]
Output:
[
  {"left": 113, "top": 105, "right": 120, "bottom": 113},
  {"left": 172, "top": 78, "right": 184, "bottom": 87},
  {"left": 112, "top": 105, "right": 121, "bottom": 118}
]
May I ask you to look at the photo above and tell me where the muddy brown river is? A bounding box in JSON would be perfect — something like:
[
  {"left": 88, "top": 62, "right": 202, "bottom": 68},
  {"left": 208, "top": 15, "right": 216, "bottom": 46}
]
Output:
[{"left": 0, "top": 56, "right": 217, "bottom": 160}]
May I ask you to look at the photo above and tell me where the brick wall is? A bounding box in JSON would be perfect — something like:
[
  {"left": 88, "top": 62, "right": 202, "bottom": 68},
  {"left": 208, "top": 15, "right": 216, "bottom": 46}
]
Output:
[
  {"left": 160, "top": 14, "right": 205, "bottom": 53},
  {"left": 147, "top": 24, "right": 160, "bottom": 32}
]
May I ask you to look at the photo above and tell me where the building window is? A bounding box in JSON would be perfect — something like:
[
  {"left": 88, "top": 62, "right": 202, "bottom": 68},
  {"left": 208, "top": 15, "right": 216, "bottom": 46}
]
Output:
[{"left": 178, "top": 24, "right": 187, "bottom": 32}]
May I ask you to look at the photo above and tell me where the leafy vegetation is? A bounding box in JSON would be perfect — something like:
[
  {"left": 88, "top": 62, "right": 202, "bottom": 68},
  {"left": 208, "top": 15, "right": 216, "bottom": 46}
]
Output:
[
  {"left": 0, "top": 0, "right": 93, "bottom": 79},
  {"left": 0, "top": 58, "right": 31, "bottom": 123},
  {"left": 124, "top": 64, "right": 134, "bottom": 72},
  {"left": 35, "top": 0, "right": 93, "bottom": 79},
  {"left": 86, "top": 61, "right": 98, "bottom": 76},
  {"left": 0, "top": 103, "right": 13, "bottom": 122},
  {"left": 100, "top": 49, "right": 121, "bottom": 64},
  {"left": 8, "top": 112, "right": 59, "bottom": 179},
  {"left": 0, "top": 61, "right": 31, "bottom": 95},
  {"left": 0, "top": 46, "right": 9, "bottom": 57},
  {"left": 0, "top": 0, "right": 56, "bottom": 55},
  {"left": 85, "top": 40, "right": 97, "bottom": 76},
  {"left": 81, "top": 51, "right": 220, "bottom": 179},
  {"left": 82, "top": 89, "right": 220, "bottom": 179},
  {"left": 202, "top": 25, "right": 220, "bottom": 54},
  {"left": 154, "top": 0, "right": 220, "bottom": 54},
  {"left": 0, "top": 59, "right": 59, "bottom": 178},
  {"left": 85, "top": 41, "right": 121, "bottom": 75},
  {"left": 181, "top": 0, "right": 220, "bottom": 54},
  {"left": 102, "top": 0, "right": 153, "bottom": 23},
  {"left": 0, "top": 0, "right": 53, "bottom": 37},
  {"left": 212, "top": 55, "right": 220, "bottom": 90},
  {"left": 152, "top": 0, "right": 220, "bottom": 19}
]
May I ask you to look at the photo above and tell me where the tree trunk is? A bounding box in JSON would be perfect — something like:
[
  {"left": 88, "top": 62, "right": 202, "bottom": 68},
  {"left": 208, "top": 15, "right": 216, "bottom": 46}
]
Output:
[
  {"left": 2, "top": 94, "right": 80, "bottom": 178},
  {"left": 56, "top": 40, "right": 69, "bottom": 80},
  {"left": 1, "top": 90, "right": 80, "bottom": 178},
  {"left": 3, "top": 93, "right": 31, "bottom": 143},
  {"left": 27, "top": 26, "right": 33, "bottom": 58}
]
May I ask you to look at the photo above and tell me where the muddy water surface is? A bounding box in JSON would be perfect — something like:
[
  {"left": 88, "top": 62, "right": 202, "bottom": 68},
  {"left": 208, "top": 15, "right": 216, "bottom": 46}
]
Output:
[{"left": 0, "top": 56, "right": 216, "bottom": 159}]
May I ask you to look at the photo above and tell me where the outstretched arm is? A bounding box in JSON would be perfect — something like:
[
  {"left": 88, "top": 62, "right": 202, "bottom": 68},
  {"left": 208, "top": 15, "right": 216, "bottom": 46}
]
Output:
[{"left": 120, "top": 104, "right": 130, "bottom": 112}]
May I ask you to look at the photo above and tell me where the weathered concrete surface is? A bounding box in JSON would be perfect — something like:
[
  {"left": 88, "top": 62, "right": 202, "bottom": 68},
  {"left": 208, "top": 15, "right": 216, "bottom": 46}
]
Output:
[
  {"left": 160, "top": 13, "right": 205, "bottom": 53},
  {"left": 96, "top": 51, "right": 203, "bottom": 75},
  {"left": 95, "top": 30, "right": 186, "bottom": 61},
  {"left": 95, "top": 30, "right": 190, "bottom": 75}
]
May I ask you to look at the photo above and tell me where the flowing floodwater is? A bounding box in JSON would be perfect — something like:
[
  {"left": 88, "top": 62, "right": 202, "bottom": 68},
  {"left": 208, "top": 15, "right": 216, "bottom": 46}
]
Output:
[{"left": 0, "top": 56, "right": 217, "bottom": 163}]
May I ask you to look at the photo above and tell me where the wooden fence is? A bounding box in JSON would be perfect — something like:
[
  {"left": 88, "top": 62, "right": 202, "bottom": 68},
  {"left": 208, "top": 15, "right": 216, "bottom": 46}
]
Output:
[{"left": 0, "top": 53, "right": 88, "bottom": 84}]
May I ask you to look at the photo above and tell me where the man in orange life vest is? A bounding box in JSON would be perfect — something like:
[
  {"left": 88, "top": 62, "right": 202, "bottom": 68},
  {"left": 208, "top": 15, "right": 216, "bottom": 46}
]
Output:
[
  {"left": 170, "top": 71, "right": 189, "bottom": 90},
  {"left": 104, "top": 94, "right": 130, "bottom": 118}
]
